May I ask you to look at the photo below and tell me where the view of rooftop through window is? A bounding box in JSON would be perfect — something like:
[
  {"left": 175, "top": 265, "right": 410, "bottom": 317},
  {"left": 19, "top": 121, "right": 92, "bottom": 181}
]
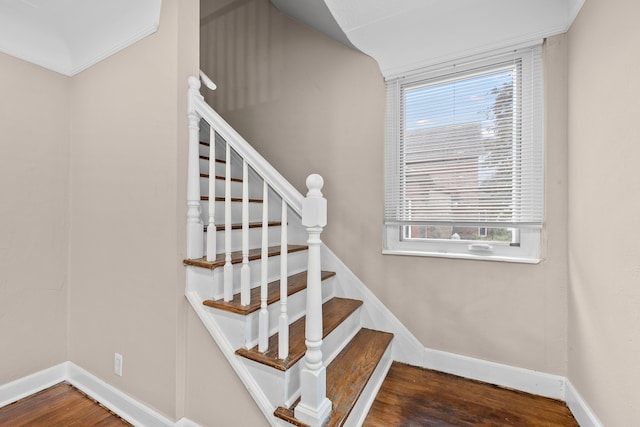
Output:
[{"left": 401, "top": 63, "right": 519, "bottom": 243}]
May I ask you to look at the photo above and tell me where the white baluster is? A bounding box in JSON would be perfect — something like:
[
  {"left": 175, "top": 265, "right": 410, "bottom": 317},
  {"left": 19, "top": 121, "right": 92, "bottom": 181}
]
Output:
[
  {"left": 240, "top": 160, "right": 250, "bottom": 305},
  {"left": 295, "top": 174, "right": 331, "bottom": 427},
  {"left": 258, "top": 180, "right": 269, "bottom": 352},
  {"left": 278, "top": 199, "right": 288, "bottom": 359},
  {"left": 186, "top": 76, "right": 203, "bottom": 259},
  {"left": 223, "top": 143, "right": 233, "bottom": 302},
  {"left": 206, "top": 127, "right": 216, "bottom": 261}
]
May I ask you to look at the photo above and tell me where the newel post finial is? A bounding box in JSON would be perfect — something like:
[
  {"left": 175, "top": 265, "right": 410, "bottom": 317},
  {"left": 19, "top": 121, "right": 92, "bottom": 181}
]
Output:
[
  {"left": 188, "top": 75, "right": 201, "bottom": 91},
  {"left": 302, "top": 174, "right": 326, "bottom": 228},
  {"left": 296, "top": 174, "right": 332, "bottom": 426}
]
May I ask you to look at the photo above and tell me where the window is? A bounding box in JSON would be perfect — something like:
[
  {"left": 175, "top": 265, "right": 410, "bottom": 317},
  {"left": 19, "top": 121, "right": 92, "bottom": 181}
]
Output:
[{"left": 384, "top": 45, "right": 544, "bottom": 263}]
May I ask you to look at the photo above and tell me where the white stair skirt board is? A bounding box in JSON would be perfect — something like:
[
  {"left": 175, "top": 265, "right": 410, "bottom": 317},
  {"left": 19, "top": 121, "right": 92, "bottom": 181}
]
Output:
[
  {"left": 320, "top": 244, "right": 425, "bottom": 367},
  {"left": 0, "top": 361, "right": 203, "bottom": 427},
  {"left": 565, "top": 380, "right": 605, "bottom": 427},
  {"left": 185, "top": 290, "right": 280, "bottom": 426}
]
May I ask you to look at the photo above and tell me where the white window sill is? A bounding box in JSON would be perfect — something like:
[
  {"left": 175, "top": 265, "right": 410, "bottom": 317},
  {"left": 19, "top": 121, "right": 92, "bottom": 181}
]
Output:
[{"left": 382, "top": 248, "right": 542, "bottom": 264}]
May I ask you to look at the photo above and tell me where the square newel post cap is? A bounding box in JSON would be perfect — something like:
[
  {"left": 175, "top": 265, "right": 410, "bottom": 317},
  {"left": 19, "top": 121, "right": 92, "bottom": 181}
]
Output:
[{"left": 302, "top": 174, "right": 327, "bottom": 228}]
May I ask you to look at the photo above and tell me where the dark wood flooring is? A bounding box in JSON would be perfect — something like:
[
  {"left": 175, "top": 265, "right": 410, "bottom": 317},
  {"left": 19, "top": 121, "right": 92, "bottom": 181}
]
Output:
[
  {"left": 364, "top": 362, "right": 578, "bottom": 427},
  {"left": 0, "top": 382, "right": 129, "bottom": 426},
  {"left": 1, "top": 364, "right": 580, "bottom": 426}
]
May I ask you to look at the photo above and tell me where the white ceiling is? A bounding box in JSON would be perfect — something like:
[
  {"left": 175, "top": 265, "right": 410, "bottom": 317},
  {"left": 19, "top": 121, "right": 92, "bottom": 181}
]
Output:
[
  {"left": 272, "top": 0, "right": 586, "bottom": 78},
  {"left": 0, "top": 0, "right": 161, "bottom": 76},
  {"left": 0, "top": 0, "right": 584, "bottom": 78}
]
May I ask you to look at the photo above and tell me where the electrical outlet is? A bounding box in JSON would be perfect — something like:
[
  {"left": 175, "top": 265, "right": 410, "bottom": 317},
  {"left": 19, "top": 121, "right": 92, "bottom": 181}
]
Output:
[{"left": 114, "top": 353, "right": 123, "bottom": 376}]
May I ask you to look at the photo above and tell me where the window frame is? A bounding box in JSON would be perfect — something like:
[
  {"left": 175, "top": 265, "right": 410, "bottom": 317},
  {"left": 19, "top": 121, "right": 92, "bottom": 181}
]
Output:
[{"left": 383, "top": 45, "right": 544, "bottom": 264}]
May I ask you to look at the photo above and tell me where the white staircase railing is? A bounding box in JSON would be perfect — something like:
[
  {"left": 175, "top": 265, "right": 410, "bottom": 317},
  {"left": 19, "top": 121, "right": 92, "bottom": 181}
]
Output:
[{"left": 186, "top": 73, "right": 331, "bottom": 426}]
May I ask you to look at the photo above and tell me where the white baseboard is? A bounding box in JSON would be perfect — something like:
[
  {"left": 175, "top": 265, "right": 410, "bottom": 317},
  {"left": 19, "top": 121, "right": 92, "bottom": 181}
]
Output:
[
  {"left": 0, "top": 363, "right": 68, "bottom": 408},
  {"left": 422, "top": 347, "right": 566, "bottom": 400},
  {"left": 0, "top": 361, "right": 202, "bottom": 427},
  {"left": 421, "top": 347, "right": 609, "bottom": 426},
  {"left": 175, "top": 417, "right": 203, "bottom": 427},
  {"left": 66, "top": 362, "right": 175, "bottom": 427},
  {"left": 0, "top": 359, "right": 600, "bottom": 427},
  {"left": 565, "top": 380, "right": 604, "bottom": 427}
]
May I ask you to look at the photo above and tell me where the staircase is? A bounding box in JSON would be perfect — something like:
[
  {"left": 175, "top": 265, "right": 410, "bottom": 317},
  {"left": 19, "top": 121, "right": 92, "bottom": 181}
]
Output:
[{"left": 184, "top": 74, "right": 424, "bottom": 426}]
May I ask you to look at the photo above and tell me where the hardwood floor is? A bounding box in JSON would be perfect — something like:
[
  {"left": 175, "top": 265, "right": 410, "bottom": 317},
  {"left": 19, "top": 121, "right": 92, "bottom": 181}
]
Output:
[
  {"left": 364, "top": 362, "right": 578, "bottom": 427},
  {"left": 1, "top": 366, "right": 578, "bottom": 426},
  {"left": 0, "top": 383, "right": 130, "bottom": 426}
]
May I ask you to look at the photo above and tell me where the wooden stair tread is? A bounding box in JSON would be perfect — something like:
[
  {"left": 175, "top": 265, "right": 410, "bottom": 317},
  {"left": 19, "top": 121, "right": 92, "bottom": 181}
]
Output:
[
  {"left": 203, "top": 221, "right": 281, "bottom": 232},
  {"left": 200, "top": 196, "right": 263, "bottom": 203},
  {"left": 199, "top": 155, "right": 225, "bottom": 164},
  {"left": 200, "top": 173, "right": 242, "bottom": 183},
  {"left": 236, "top": 297, "right": 363, "bottom": 371},
  {"left": 203, "top": 271, "right": 336, "bottom": 315},
  {"left": 184, "top": 245, "right": 307, "bottom": 270},
  {"left": 274, "top": 328, "right": 394, "bottom": 427}
]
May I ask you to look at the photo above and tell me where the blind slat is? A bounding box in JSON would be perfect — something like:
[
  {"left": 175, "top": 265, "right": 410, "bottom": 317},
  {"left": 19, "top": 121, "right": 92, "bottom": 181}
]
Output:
[{"left": 385, "top": 45, "right": 543, "bottom": 227}]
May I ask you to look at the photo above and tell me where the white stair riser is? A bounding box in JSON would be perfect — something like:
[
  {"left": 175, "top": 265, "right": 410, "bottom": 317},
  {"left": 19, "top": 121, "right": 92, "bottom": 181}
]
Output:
[
  {"left": 200, "top": 201, "right": 278, "bottom": 224},
  {"left": 186, "top": 250, "right": 308, "bottom": 301},
  {"left": 243, "top": 277, "right": 335, "bottom": 349},
  {"left": 199, "top": 140, "right": 236, "bottom": 156},
  {"left": 199, "top": 177, "right": 265, "bottom": 200},
  {"left": 199, "top": 159, "right": 242, "bottom": 179},
  {"left": 240, "top": 304, "right": 363, "bottom": 407},
  {"left": 204, "top": 226, "right": 282, "bottom": 255},
  {"left": 205, "top": 277, "right": 335, "bottom": 351},
  {"left": 200, "top": 176, "right": 242, "bottom": 198}
]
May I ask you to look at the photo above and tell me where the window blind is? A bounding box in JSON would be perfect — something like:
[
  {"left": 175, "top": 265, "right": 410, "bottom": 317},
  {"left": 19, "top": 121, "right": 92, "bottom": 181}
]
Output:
[{"left": 384, "top": 45, "right": 543, "bottom": 228}]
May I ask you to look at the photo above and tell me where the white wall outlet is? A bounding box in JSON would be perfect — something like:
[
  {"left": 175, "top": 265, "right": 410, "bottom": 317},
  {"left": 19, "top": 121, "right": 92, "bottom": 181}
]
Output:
[{"left": 114, "top": 353, "right": 123, "bottom": 376}]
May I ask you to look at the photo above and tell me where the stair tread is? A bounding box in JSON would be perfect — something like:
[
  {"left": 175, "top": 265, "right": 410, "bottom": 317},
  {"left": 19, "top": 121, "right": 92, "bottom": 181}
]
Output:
[
  {"left": 200, "top": 173, "right": 242, "bottom": 183},
  {"left": 236, "top": 297, "right": 363, "bottom": 371},
  {"left": 203, "top": 270, "right": 336, "bottom": 315},
  {"left": 199, "top": 155, "right": 225, "bottom": 163},
  {"left": 203, "top": 221, "right": 281, "bottom": 232},
  {"left": 274, "top": 328, "right": 394, "bottom": 427},
  {"left": 200, "top": 196, "right": 263, "bottom": 203},
  {"left": 184, "top": 245, "right": 307, "bottom": 270}
]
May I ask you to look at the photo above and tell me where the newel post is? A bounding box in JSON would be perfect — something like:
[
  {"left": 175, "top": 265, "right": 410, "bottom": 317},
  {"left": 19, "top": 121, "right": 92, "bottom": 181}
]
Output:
[
  {"left": 186, "top": 76, "right": 204, "bottom": 259},
  {"left": 295, "top": 174, "right": 332, "bottom": 426}
]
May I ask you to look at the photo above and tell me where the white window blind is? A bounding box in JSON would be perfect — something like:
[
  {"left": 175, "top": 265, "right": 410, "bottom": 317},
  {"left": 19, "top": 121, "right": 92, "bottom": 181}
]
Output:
[{"left": 385, "top": 46, "right": 543, "bottom": 230}]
